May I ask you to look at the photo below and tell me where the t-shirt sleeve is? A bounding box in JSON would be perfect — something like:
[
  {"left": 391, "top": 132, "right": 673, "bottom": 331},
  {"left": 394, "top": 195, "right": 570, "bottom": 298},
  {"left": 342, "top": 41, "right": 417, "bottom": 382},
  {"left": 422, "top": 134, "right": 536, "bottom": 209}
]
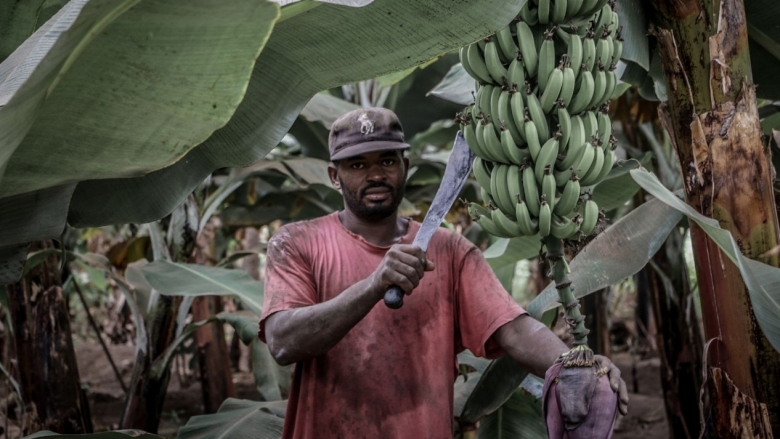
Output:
[
  {"left": 456, "top": 241, "right": 527, "bottom": 359},
  {"left": 258, "top": 225, "right": 318, "bottom": 343}
]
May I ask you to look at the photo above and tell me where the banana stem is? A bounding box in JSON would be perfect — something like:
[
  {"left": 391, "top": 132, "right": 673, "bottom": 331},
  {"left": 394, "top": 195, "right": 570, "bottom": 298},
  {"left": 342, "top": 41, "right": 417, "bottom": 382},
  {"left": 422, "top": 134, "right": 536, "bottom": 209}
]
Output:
[{"left": 543, "top": 236, "right": 589, "bottom": 347}]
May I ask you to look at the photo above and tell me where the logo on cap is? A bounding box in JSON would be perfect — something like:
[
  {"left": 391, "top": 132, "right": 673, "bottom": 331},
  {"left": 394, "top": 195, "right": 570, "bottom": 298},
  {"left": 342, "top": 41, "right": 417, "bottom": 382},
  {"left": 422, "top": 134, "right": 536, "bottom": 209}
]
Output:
[{"left": 357, "top": 113, "right": 374, "bottom": 135}]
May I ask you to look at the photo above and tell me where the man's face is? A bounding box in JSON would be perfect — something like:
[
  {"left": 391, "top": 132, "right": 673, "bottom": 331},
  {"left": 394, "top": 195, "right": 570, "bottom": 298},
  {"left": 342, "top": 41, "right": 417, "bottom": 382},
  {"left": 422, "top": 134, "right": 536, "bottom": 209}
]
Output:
[{"left": 329, "top": 150, "right": 408, "bottom": 222}]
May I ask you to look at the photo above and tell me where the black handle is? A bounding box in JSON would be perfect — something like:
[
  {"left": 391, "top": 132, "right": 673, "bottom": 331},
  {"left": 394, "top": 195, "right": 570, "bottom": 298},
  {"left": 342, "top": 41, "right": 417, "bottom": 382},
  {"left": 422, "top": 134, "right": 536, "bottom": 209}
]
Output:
[{"left": 384, "top": 285, "right": 404, "bottom": 309}]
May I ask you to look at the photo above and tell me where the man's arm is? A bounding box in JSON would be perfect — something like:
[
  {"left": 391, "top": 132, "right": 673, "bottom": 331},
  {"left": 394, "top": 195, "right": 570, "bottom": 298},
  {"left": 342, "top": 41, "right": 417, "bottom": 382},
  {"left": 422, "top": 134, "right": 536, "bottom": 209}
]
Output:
[
  {"left": 264, "top": 244, "right": 434, "bottom": 366},
  {"left": 493, "top": 314, "right": 629, "bottom": 415}
]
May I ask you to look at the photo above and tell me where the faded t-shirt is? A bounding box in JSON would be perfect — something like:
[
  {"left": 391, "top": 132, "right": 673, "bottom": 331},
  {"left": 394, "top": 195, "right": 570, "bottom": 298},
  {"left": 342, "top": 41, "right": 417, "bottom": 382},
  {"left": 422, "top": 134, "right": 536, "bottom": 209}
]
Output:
[{"left": 258, "top": 212, "right": 526, "bottom": 439}]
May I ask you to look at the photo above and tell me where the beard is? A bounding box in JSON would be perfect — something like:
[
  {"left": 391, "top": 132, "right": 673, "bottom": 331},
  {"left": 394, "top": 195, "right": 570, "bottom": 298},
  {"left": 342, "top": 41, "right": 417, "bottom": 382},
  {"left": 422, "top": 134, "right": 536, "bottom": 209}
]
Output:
[{"left": 339, "top": 178, "right": 406, "bottom": 222}]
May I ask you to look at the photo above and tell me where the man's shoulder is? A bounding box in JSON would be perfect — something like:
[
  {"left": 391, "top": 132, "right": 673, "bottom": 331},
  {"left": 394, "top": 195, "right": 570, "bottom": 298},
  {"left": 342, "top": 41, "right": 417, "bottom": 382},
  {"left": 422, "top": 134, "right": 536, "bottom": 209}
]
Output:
[
  {"left": 267, "top": 214, "right": 336, "bottom": 256},
  {"left": 426, "top": 223, "right": 479, "bottom": 256}
]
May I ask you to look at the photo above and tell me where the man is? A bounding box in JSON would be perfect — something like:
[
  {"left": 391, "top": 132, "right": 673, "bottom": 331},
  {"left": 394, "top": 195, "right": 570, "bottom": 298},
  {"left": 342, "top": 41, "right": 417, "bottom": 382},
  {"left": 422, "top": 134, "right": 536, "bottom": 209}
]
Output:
[{"left": 259, "top": 107, "right": 628, "bottom": 438}]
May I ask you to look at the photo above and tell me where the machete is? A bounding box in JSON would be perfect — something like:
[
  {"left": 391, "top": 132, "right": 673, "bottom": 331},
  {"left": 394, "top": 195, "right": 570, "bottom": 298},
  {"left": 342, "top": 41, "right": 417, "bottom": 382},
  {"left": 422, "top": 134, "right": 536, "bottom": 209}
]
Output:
[{"left": 384, "top": 130, "right": 475, "bottom": 309}]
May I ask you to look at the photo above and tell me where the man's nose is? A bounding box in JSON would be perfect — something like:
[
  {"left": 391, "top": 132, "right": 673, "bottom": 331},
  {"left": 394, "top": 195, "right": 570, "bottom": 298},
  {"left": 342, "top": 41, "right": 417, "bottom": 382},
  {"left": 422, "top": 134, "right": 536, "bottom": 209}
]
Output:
[{"left": 366, "top": 163, "right": 387, "bottom": 181}]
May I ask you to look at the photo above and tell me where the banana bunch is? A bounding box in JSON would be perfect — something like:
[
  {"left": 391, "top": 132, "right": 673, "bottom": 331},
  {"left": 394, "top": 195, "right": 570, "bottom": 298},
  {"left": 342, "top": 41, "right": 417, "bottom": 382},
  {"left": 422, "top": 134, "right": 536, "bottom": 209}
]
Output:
[{"left": 459, "top": 0, "right": 621, "bottom": 241}]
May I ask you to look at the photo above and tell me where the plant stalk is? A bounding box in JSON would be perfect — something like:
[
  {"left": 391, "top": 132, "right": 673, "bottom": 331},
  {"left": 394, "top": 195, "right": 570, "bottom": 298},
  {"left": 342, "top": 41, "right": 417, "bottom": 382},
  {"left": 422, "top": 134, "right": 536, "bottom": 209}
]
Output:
[{"left": 544, "top": 236, "right": 593, "bottom": 366}]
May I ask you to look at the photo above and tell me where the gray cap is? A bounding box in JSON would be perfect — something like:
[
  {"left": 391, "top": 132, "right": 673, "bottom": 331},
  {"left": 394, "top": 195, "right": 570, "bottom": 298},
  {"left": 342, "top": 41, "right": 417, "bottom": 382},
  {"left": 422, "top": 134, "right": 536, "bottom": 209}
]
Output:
[{"left": 328, "top": 107, "right": 411, "bottom": 161}]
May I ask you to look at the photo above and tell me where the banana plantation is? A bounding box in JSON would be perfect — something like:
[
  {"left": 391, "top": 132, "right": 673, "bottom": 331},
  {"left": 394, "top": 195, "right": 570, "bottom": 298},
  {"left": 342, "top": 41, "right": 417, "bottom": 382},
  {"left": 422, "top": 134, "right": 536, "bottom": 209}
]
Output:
[{"left": 2, "top": 0, "right": 780, "bottom": 438}]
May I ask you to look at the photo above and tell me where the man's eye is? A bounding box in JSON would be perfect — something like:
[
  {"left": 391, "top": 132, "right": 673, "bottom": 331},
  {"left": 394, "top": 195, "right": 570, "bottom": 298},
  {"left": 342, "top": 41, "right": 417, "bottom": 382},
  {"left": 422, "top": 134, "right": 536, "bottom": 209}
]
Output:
[
  {"left": 351, "top": 163, "right": 365, "bottom": 169},
  {"left": 382, "top": 159, "right": 395, "bottom": 166}
]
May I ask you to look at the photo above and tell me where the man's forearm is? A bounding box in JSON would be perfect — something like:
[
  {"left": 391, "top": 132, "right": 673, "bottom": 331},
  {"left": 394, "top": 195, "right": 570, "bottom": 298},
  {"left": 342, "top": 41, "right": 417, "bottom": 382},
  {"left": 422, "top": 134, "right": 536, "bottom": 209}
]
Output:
[
  {"left": 265, "top": 278, "right": 380, "bottom": 365},
  {"left": 493, "top": 314, "right": 569, "bottom": 377}
]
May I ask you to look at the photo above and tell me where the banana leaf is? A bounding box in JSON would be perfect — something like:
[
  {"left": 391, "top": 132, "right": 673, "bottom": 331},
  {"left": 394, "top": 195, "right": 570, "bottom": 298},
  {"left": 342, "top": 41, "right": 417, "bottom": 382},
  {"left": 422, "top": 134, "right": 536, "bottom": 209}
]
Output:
[
  {"left": 176, "top": 398, "right": 285, "bottom": 439},
  {"left": 476, "top": 388, "right": 547, "bottom": 439},
  {"left": 141, "top": 260, "right": 264, "bottom": 316},
  {"left": 630, "top": 168, "right": 780, "bottom": 353},
  {"left": 66, "top": 0, "right": 527, "bottom": 227},
  {"left": 526, "top": 194, "right": 683, "bottom": 319}
]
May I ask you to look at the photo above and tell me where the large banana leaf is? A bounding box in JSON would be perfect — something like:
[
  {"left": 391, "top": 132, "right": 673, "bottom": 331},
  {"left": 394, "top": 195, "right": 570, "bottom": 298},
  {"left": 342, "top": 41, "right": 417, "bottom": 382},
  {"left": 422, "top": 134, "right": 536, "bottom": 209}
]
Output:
[
  {"left": 526, "top": 194, "right": 683, "bottom": 319},
  {"left": 141, "top": 260, "right": 264, "bottom": 316},
  {"left": 0, "top": 0, "right": 67, "bottom": 62},
  {"left": 427, "top": 63, "right": 475, "bottom": 106},
  {"left": 630, "top": 169, "right": 780, "bottom": 353},
  {"left": 176, "top": 398, "right": 285, "bottom": 439},
  {"left": 65, "top": 0, "right": 527, "bottom": 227},
  {"left": 0, "top": 0, "right": 279, "bottom": 196},
  {"left": 477, "top": 388, "right": 547, "bottom": 439}
]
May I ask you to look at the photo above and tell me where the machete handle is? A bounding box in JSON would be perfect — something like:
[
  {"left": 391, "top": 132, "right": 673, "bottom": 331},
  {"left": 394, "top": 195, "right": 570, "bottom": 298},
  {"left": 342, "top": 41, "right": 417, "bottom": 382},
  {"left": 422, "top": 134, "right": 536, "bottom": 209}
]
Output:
[{"left": 384, "top": 285, "right": 404, "bottom": 309}]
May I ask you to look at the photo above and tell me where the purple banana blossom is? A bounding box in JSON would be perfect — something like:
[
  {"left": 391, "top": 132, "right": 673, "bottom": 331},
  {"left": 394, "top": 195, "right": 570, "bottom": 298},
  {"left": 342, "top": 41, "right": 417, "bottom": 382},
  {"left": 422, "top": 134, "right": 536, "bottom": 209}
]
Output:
[{"left": 543, "top": 361, "right": 618, "bottom": 439}]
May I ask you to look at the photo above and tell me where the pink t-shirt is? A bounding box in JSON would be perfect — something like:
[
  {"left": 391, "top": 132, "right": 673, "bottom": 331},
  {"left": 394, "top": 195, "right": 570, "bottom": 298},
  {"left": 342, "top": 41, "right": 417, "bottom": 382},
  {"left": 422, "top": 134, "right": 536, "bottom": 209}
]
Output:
[{"left": 258, "top": 212, "right": 526, "bottom": 439}]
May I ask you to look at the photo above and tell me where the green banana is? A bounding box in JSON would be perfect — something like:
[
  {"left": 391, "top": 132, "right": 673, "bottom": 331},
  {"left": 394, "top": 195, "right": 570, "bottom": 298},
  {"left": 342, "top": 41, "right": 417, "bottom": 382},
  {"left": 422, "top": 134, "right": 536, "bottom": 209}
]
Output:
[
  {"left": 557, "top": 106, "right": 572, "bottom": 152},
  {"left": 476, "top": 118, "right": 502, "bottom": 162},
  {"left": 467, "top": 43, "right": 493, "bottom": 84},
  {"left": 594, "top": 4, "right": 613, "bottom": 37},
  {"left": 479, "top": 84, "right": 494, "bottom": 118},
  {"left": 602, "top": 68, "right": 617, "bottom": 104},
  {"left": 498, "top": 89, "right": 523, "bottom": 144},
  {"left": 472, "top": 157, "right": 493, "bottom": 190},
  {"left": 480, "top": 187, "right": 495, "bottom": 207},
  {"left": 493, "top": 164, "right": 516, "bottom": 214},
  {"left": 526, "top": 91, "right": 549, "bottom": 141},
  {"left": 516, "top": 21, "right": 539, "bottom": 77},
  {"left": 608, "top": 10, "right": 619, "bottom": 36},
  {"left": 524, "top": 112, "right": 542, "bottom": 161},
  {"left": 496, "top": 25, "right": 519, "bottom": 61},
  {"left": 510, "top": 90, "right": 527, "bottom": 142},
  {"left": 559, "top": 63, "right": 576, "bottom": 107},
  {"left": 596, "top": 35, "right": 612, "bottom": 68},
  {"left": 568, "top": 66, "right": 594, "bottom": 113},
  {"left": 538, "top": 0, "right": 551, "bottom": 24},
  {"left": 459, "top": 46, "right": 481, "bottom": 83},
  {"left": 542, "top": 167, "right": 557, "bottom": 212},
  {"left": 482, "top": 118, "right": 511, "bottom": 163},
  {"left": 490, "top": 85, "right": 503, "bottom": 132},
  {"left": 577, "top": 0, "right": 600, "bottom": 17},
  {"left": 566, "top": 114, "right": 586, "bottom": 156},
  {"left": 507, "top": 164, "right": 524, "bottom": 203},
  {"left": 515, "top": 200, "right": 539, "bottom": 236},
  {"left": 580, "top": 199, "right": 599, "bottom": 235},
  {"left": 464, "top": 123, "right": 491, "bottom": 161},
  {"left": 476, "top": 213, "right": 513, "bottom": 238},
  {"left": 552, "top": 0, "right": 566, "bottom": 24},
  {"left": 583, "top": 110, "right": 598, "bottom": 140},
  {"left": 518, "top": 2, "right": 539, "bottom": 25},
  {"left": 551, "top": 214, "right": 579, "bottom": 239},
  {"left": 554, "top": 175, "right": 580, "bottom": 215},
  {"left": 492, "top": 208, "right": 522, "bottom": 236},
  {"left": 501, "top": 128, "right": 527, "bottom": 166},
  {"left": 485, "top": 40, "right": 508, "bottom": 85},
  {"left": 572, "top": 141, "right": 596, "bottom": 179},
  {"left": 580, "top": 142, "right": 604, "bottom": 186},
  {"left": 538, "top": 35, "right": 556, "bottom": 92},
  {"left": 535, "top": 133, "right": 561, "bottom": 183},
  {"left": 582, "top": 0, "right": 610, "bottom": 21},
  {"left": 582, "top": 32, "right": 596, "bottom": 74},
  {"left": 568, "top": 29, "right": 583, "bottom": 78},
  {"left": 468, "top": 202, "right": 490, "bottom": 218},
  {"left": 554, "top": 167, "right": 573, "bottom": 186},
  {"left": 558, "top": 137, "right": 585, "bottom": 171},
  {"left": 522, "top": 165, "right": 541, "bottom": 217},
  {"left": 612, "top": 34, "right": 623, "bottom": 65},
  {"left": 540, "top": 66, "right": 564, "bottom": 113},
  {"left": 588, "top": 64, "right": 607, "bottom": 110},
  {"left": 507, "top": 57, "right": 526, "bottom": 90},
  {"left": 592, "top": 146, "right": 615, "bottom": 183},
  {"left": 566, "top": 0, "right": 585, "bottom": 19},
  {"left": 597, "top": 110, "right": 612, "bottom": 147},
  {"left": 538, "top": 200, "right": 552, "bottom": 237}
]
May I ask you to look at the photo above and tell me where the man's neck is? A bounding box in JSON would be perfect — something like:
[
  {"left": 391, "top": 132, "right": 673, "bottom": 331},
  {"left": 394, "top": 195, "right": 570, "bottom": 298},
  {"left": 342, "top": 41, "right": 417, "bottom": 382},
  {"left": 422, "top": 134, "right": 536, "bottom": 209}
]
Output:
[{"left": 338, "top": 209, "right": 408, "bottom": 248}]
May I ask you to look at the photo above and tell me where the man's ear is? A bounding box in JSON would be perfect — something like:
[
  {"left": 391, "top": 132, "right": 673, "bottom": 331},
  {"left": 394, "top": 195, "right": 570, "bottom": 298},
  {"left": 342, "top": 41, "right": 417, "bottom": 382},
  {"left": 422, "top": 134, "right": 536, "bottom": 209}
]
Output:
[
  {"left": 403, "top": 156, "right": 410, "bottom": 178},
  {"left": 328, "top": 163, "right": 340, "bottom": 189}
]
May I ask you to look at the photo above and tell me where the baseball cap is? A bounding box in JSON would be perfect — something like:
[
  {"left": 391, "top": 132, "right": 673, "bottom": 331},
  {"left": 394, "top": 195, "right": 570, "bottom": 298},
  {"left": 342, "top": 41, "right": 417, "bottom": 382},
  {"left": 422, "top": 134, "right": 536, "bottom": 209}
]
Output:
[{"left": 328, "top": 107, "right": 411, "bottom": 161}]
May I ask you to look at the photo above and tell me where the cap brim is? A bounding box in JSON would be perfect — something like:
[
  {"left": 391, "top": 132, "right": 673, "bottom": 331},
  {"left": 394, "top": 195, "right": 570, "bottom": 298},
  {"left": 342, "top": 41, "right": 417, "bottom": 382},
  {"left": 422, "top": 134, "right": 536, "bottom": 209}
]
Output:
[{"left": 330, "top": 140, "right": 411, "bottom": 161}]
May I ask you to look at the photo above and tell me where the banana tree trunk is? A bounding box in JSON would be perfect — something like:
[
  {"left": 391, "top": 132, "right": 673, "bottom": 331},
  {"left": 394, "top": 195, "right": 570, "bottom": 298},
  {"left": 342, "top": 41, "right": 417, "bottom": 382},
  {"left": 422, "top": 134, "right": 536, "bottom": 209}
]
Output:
[
  {"left": 651, "top": 0, "right": 780, "bottom": 435},
  {"left": 7, "top": 241, "right": 92, "bottom": 435},
  {"left": 582, "top": 288, "right": 610, "bottom": 357}
]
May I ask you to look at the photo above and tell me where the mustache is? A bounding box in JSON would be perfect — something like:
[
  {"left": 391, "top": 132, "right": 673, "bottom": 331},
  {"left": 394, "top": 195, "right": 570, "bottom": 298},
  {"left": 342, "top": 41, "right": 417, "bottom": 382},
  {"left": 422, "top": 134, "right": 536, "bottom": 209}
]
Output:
[{"left": 359, "top": 182, "right": 394, "bottom": 198}]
